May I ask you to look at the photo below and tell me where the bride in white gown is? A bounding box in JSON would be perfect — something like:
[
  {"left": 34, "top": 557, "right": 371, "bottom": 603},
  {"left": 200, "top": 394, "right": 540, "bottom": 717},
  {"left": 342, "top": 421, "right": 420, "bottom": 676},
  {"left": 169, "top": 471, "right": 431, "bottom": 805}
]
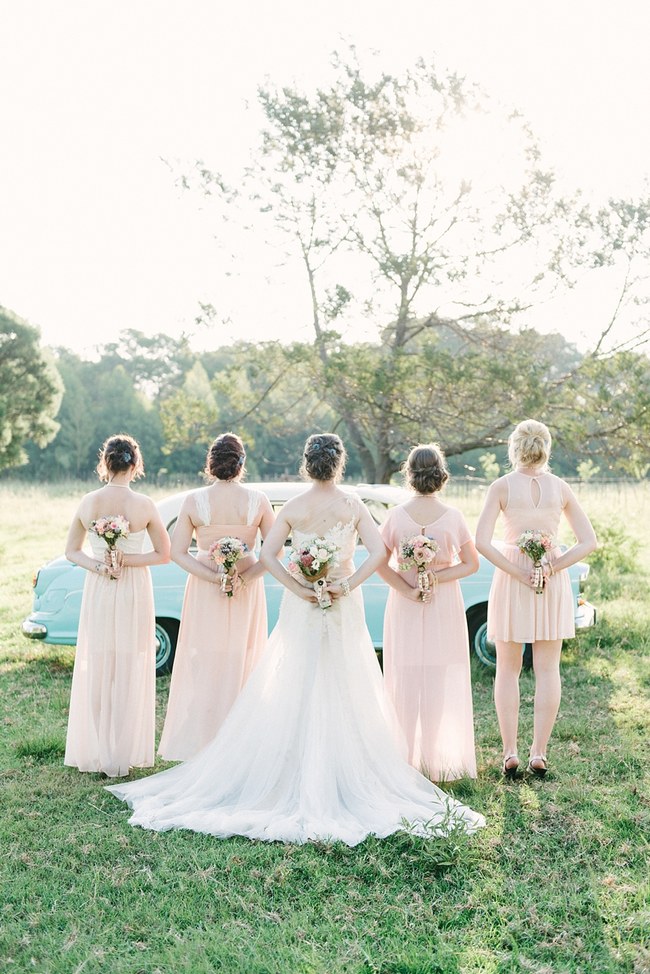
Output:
[{"left": 107, "top": 434, "right": 485, "bottom": 845}]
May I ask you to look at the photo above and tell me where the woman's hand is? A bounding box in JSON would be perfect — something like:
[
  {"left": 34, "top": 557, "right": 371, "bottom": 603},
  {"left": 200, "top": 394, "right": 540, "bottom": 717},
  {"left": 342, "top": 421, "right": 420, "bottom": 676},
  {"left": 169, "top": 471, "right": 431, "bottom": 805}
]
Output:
[
  {"left": 542, "top": 558, "right": 556, "bottom": 581},
  {"left": 326, "top": 581, "right": 349, "bottom": 601},
  {"left": 103, "top": 550, "right": 122, "bottom": 579},
  {"left": 400, "top": 583, "right": 432, "bottom": 604},
  {"left": 220, "top": 569, "right": 246, "bottom": 597},
  {"left": 514, "top": 565, "right": 534, "bottom": 587},
  {"left": 292, "top": 581, "right": 320, "bottom": 603}
]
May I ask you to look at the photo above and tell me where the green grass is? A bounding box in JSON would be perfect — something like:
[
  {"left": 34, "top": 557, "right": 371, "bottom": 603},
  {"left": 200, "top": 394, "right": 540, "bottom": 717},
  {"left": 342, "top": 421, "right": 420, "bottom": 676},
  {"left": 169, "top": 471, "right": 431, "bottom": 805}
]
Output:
[{"left": 0, "top": 481, "right": 649, "bottom": 973}]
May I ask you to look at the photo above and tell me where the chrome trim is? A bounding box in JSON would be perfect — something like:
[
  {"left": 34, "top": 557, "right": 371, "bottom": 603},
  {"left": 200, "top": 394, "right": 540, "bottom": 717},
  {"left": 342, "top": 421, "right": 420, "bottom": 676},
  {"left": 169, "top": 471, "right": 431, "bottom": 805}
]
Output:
[{"left": 21, "top": 619, "right": 48, "bottom": 639}]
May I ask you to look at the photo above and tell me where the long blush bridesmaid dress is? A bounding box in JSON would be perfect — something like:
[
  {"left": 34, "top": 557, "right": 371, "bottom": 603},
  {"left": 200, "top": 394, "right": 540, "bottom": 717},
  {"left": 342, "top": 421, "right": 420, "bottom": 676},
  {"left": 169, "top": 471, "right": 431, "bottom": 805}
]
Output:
[
  {"left": 380, "top": 506, "right": 477, "bottom": 781},
  {"left": 64, "top": 529, "right": 156, "bottom": 777},
  {"left": 157, "top": 487, "right": 268, "bottom": 761}
]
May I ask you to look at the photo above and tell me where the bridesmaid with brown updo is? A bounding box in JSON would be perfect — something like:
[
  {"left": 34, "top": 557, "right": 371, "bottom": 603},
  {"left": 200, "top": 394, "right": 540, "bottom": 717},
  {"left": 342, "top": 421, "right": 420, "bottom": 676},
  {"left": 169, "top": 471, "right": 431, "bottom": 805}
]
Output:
[
  {"left": 379, "top": 444, "right": 479, "bottom": 782},
  {"left": 158, "top": 433, "right": 275, "bottom": 761}
]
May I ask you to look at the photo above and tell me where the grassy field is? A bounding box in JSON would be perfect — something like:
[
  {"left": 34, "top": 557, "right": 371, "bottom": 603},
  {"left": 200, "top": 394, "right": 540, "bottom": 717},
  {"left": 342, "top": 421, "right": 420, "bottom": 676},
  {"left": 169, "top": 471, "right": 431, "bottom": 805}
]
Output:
[{"left": 0, "top": 480, "right": 649, "bottom": 974}]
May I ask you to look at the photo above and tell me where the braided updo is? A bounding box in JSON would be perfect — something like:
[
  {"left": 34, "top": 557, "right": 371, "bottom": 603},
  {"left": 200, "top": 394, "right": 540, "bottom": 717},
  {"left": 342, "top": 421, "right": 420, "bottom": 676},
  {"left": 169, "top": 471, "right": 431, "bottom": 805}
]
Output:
[
  {"left": 205, "top": 432, "right": 246, "bottom": 481},
  {"left": 96, "top": 434, "right": 144, "bottom": 481},
  {"left": 404, "top": 443, "right": 449, "bottom": 495},
  {"left": 507, "top": 420, "right": 551, "bottom": 470},
  {"left": 300, "top": 433, "right": 347, "bottom": 483}
]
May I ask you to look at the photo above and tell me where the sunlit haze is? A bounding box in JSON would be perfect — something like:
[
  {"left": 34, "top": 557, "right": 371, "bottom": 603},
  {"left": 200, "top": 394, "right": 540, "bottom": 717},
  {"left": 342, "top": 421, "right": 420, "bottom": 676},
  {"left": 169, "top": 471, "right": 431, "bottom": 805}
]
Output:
[{"left": 1, "top": 0, "right": 649, "bottom": 356}]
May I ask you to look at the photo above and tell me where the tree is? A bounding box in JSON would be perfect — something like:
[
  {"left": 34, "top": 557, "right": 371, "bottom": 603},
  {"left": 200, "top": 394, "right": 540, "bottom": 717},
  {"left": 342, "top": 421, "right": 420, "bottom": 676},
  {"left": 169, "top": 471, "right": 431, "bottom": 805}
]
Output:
[
  {"left": 0, "top": 306, "right": 62, "bottom": 472},
  {"left": 188, "top": 51, "right": 650, "bottom": 481},
  {"left": 191, "top": 54, "right": 586, "bottom": 479},
  {"left": 159, "top": 361, "right": 219, "bottom": 475}
]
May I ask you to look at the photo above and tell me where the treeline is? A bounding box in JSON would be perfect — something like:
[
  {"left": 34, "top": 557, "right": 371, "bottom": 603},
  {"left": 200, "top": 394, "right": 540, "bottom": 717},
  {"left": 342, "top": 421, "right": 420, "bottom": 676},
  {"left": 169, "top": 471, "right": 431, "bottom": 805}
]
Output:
[
  {"left": 8, "top": 323, "right": 649, "bottom": 486},
  {"left": 4, "top": 53, "right": 650, "bottom": 484}
]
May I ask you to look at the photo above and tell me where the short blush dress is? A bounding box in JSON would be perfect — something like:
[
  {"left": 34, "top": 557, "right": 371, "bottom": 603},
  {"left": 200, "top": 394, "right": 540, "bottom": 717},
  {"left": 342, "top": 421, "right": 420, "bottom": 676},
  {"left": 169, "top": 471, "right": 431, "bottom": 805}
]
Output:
[
  {"left": 380, "top": 505, "right": 477, "bottom": 782},
  {"left": 487, "top": 472, "right": 575, "bottom": 644},
  {"left": 158, "top": 487, "right": 268, "bottom": 761}
]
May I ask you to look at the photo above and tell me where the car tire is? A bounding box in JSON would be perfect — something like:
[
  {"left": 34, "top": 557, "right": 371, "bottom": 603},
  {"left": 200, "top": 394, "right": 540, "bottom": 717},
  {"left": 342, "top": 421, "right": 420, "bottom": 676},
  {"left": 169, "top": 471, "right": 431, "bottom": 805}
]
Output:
[
  {"left": 466, "top": 605, "right": 534, "bottom": 671},
  {"left": 466, "top": 604, "right": 496, "bottom": 669},
  {"left": 155, "top": 618, "right": 178, "bottom": 675}
]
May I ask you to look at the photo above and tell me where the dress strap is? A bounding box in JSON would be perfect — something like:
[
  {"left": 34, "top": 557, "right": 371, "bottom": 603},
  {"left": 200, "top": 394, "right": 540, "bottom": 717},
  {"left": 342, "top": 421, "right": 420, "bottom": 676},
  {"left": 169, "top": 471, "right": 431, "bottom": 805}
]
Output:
[
  {"left": 246, "top": 488, "right": 262, "bottom": 525},
  {"left": 194, "top": 487, "right": 211, "bottom": 527}
]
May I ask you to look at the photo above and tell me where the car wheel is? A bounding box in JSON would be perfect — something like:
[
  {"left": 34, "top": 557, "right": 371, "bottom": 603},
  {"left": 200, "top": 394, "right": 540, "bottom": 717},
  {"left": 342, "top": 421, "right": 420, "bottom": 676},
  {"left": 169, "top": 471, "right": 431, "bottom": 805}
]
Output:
[
  {"left": 466, "top": 605, "right": 496, "bottom": 669},
  {"left": 155, "top": 619, "right": 178, "bottom": 675},
  {"left": 466, "top": 605, "right": 534, "bottom": 670}
]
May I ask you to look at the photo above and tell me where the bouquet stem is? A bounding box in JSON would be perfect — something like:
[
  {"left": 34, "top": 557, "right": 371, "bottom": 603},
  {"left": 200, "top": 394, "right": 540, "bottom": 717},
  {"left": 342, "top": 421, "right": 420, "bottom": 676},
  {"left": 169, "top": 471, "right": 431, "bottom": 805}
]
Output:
[
  {"left": 532, "top": 562, "right": 545, "bottom": 595},
  {"left": 314, "top": 578, "right": 332, "bottom": 609}
]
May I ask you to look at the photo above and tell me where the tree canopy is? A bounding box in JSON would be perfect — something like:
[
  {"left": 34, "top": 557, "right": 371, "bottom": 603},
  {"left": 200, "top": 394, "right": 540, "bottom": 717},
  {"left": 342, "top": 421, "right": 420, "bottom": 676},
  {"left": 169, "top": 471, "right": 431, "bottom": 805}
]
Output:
[{"left": 0, "top": 307, "right": 62, "bottom": 472}]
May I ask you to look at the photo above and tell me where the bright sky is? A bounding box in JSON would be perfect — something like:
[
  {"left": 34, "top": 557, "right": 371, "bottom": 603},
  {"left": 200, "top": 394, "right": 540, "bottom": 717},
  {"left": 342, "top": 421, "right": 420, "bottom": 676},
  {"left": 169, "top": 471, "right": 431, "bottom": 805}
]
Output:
[{"left": 1, "top": 0, "right": 649, "bottom": 357}]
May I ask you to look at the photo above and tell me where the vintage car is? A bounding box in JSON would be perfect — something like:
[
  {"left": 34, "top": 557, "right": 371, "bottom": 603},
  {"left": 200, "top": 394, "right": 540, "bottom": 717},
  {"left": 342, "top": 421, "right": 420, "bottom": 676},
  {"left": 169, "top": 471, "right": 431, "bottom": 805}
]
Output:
[{"left": 22, "top": 482, "right": 596, "bottom": 672}]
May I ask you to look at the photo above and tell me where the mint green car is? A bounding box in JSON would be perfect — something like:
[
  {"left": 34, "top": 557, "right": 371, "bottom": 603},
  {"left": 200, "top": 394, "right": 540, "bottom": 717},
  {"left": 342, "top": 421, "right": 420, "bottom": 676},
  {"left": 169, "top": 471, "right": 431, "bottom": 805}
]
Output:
[{"left": 22, "top": 483, "right": 595, "bottom": 673}]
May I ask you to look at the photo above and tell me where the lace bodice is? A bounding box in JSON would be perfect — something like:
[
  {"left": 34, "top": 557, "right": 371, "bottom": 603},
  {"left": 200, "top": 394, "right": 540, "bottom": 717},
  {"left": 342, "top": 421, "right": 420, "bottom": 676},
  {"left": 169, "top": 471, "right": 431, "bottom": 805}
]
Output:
[
  {"left": 292, "top": 518, "right": 357, "bottom": 580},
  {"left": 88, "top": 529, "right": 147, "bottom": 557}
]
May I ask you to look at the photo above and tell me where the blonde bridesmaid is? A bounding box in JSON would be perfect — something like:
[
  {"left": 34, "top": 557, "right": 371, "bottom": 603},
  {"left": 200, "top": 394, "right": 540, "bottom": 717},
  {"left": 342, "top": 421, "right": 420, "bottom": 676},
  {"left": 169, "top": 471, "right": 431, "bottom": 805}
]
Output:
[
  {"left": 379, "top": 444, "right": 479, "bottom": 781},
  {"left": 64, "top": 434, "right": 171, "bottom": 777},
  {"left": 158, "top": 433, "right": 275, "bottom": 761},
  {"left": 475, "top": 419, "right": 597, "bottom": 778}
]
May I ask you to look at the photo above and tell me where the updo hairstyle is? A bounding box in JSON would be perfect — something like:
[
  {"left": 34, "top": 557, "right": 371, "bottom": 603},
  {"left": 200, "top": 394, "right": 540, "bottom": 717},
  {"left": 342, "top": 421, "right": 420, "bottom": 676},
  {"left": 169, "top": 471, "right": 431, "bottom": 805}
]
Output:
[
  {"left": 300, "top": 433, "right": 347, "bottom": 483},
  {"left": 508, "top": 420, "right": 552, "bottom": 470},
  {"left": 404, "top": 443, "right": 449, "bottom": 494},
  {"left": 206, "top": 432, "right": 246, "bottom": 481},
  {"left": 96, "top": 434, "right": 144, "bottom": 482}
]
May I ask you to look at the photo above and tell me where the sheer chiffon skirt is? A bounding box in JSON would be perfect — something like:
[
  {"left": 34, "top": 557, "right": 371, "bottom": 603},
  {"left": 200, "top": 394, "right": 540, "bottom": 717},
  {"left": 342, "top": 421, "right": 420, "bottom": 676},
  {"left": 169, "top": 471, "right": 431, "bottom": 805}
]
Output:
[
  {"left": 487, "top": 545, "right": 575, "bottom": 643},
  {"left": 108, "top": 589, "right": 485, "bottom": 845},
  {"left": 65, "top": 567, "right": 156, "bottom": 777},
  {"left": 158, "top": 574, "right": 267, "bottom": 761}
]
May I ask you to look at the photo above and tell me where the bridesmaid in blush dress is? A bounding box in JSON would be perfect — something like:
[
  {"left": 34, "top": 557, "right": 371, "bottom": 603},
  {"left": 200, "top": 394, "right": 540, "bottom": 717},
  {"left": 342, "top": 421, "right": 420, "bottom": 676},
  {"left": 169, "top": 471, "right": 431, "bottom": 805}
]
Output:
[
  {"left": 475, "top": 420, "right": 597, "bottom": 779},
  {"left": 379, "top": 444, "right": 479, "bottom": 782},
  {"left": 158, "top": 433, "right": 274, "bottom": 761},
  {"left": 107, "top": 434, "right": 485, "bottom": 845},
  {"left": 64, "top": 434, "right": 171, "bottom": 778}
]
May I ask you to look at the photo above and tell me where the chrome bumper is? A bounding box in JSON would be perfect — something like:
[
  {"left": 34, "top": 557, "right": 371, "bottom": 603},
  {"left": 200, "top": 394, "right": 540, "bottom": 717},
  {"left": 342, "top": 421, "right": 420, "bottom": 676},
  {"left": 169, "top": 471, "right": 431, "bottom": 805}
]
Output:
[
  {"left": 22, "top": 618, "right": 48, "bottom": 639},
  {"left": 575, "top": 599, "right": 596, "bottom": 629}
]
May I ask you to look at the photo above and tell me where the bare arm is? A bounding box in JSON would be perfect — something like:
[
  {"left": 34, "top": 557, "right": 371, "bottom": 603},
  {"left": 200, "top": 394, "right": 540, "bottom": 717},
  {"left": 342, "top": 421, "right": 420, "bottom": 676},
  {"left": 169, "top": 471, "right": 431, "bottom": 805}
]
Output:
[
  {"left": 120, "top": 501, "right": 171, "bottom": 568},
  {"left": 434, "top": 538, "right": 480, "bottom": 583},
  {"left": 328, "top": 502, "right": 389, "bottom": 599},
  {"left": 239, "top": 496, "right": 276, "bottom": 585},
  {"left": 378, "top": 538, "right": 479, "bottom": 602},
  {"left": 65, "top": 501, "right": 116, "bottom": 577},
  {"left": 547, "top": 484, "right": 598, "bottom": 573},
  {"left": 170, "top": 497, "right": 220, "bottom": 583},
  {"left": 259, "top": 509, "right": 319, "bottom": 603},
  {"left": 475, "top": 481, "right": 532, "bottom": 585}
]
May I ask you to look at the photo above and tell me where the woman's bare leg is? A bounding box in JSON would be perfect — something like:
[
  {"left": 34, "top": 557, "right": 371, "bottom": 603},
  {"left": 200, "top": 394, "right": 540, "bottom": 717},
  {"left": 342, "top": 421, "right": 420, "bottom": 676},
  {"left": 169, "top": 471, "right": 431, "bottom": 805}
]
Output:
[
  {"left": 494, "top": 640, "right": 523, "bottom": 764},
  {"left": 530, "top": 639, "right": 563, "bottom": 764}
]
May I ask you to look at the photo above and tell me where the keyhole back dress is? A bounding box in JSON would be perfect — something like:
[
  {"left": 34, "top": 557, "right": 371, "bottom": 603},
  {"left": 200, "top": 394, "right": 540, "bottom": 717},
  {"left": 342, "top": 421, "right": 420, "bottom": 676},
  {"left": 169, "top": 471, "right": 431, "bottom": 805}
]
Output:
[{"left": 487, "top": 471, "right": 575, "bottom": 644}]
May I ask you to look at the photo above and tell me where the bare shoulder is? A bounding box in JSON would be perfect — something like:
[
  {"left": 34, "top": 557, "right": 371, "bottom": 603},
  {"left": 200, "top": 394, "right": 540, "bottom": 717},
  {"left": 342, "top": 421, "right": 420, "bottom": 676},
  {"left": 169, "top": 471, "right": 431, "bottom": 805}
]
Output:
[{"left": 485, "top": 475, "right": 509, "bottom": 502}]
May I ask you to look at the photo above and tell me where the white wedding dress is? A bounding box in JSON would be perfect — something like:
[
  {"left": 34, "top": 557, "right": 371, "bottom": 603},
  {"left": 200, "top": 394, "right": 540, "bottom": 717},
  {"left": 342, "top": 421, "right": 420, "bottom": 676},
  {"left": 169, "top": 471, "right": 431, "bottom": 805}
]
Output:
[{"left": 107, "top": 517, "right": 485, "bottom": 845}]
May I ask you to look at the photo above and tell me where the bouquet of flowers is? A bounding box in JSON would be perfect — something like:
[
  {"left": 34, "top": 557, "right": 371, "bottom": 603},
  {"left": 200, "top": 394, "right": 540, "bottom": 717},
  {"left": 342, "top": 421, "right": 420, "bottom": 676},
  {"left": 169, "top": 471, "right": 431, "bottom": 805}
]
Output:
[
  {"left": 208, "top": 536, "right": 249, "bottom": 596},
  {"left": 287, "top": 537, "right": 339, "bottom": 608},
  {"left": 398, "top": 534, "right": 439, "bottom": 594},
  {"left": 90, "top": 515, "right": 130, "bottom": 579},
  {"left": 516, "top": 529, "right": 554, "bottom": 594}
]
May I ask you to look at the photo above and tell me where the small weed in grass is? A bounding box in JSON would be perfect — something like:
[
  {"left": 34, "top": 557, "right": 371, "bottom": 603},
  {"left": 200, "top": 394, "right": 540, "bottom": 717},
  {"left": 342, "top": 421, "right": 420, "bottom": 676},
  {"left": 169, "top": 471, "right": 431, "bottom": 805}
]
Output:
[{"left": 15, "top": 734, "right": 66, "bottom": 763}]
